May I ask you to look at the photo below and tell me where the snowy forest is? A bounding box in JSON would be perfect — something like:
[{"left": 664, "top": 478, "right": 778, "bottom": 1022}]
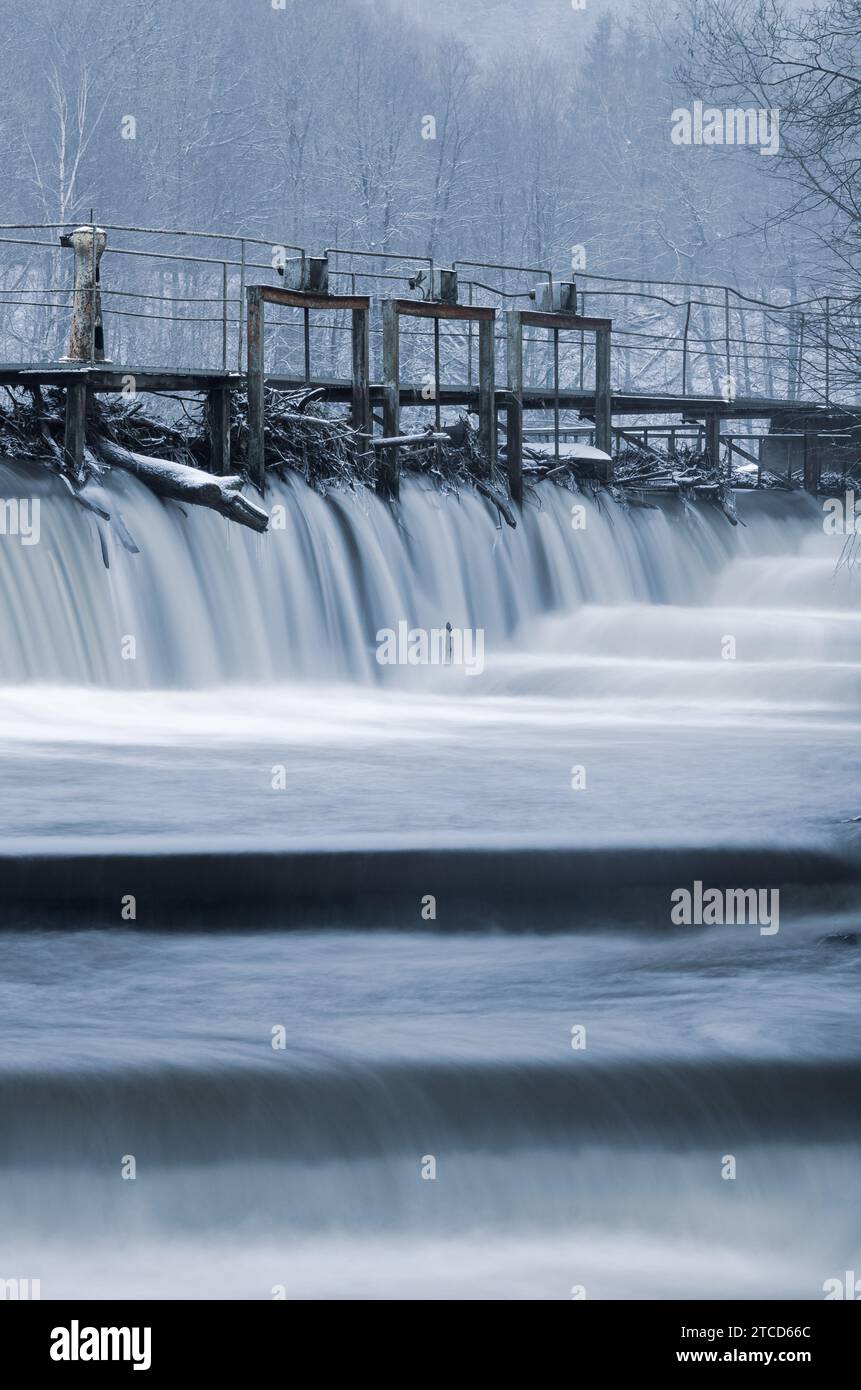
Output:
[
  {"left": 2, "top": 0, "right": 861, "bottom": 1323},
  {"left": 0, "top": 0, "right": 858, "bottom": 397}
]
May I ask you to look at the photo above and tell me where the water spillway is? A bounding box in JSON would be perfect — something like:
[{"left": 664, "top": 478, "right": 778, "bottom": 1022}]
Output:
[
  {"left": 1, "top": 461, "right": 859, "bottom": 1300},
  {"left": 0, "top": 460, "right": 853, "bottom": 696}
]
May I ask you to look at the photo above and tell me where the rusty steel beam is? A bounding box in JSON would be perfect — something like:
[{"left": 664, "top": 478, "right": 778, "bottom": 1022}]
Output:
[
  {"left": 256, "top": 285, "right": 370, "bottom": 313},
  {"left": 518, "top": 311, "right": 611, "bottom": 332},
  {"left": 392, "top": 298, "right": 494, "bottom": 322}
]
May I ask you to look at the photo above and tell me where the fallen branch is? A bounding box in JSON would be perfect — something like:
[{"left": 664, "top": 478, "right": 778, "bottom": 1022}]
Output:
[
  {"left": 92, "top": 436, "right": 269, "bottom": 533},
  {"left": 374, "top": 432, "right": 450, "bottom": 448},
  {"left": 475, "top": 476, "right": 517, "bottom": 528}
]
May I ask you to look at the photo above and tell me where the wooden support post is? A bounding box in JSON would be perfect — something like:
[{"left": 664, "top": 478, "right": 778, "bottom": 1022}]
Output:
[
  {"left": 246, "top": 286, "right": 265, "bottom": 491},
  {"left": 505, "top": 398, "right": 523, "bottom": 504},
  {"left": 594, "top": 324, "right": 612, "bottom": 471},
  {"left": 506, "top": 310, "right": 524, "bottom": 504},
  {"left": 379, "top": 299, "right": 400, "bottom": 500},
  {"left": 351, "top": 306, "right": 370, "bottom": 442},
  {"left": 64, "top": 379, "right": 87, "bottom": 479},
  {"left": 478, "top": 316, "right": 496, "bottom": 476},
  {"left": 803, "top": 420, "right": 819, "bottom": 494},
  {"left": 207, "top": 386, "right": 230, "bottom": 475},
  {"left": 705, "top": 415, "right": 721, "bottom": 470}
]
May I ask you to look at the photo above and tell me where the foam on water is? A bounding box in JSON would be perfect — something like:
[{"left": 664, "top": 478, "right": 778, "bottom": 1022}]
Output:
[{"left": 0, "top": 461, "right": 859, "bottom": 1299}]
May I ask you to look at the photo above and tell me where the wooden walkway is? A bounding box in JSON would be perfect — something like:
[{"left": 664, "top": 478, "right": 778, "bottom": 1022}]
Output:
[
  {"left": 0, "top": 352, "right": 841, "bottom": 498},
  {"left": 1, "top": 263, "right": 852, "bottom": 500}
]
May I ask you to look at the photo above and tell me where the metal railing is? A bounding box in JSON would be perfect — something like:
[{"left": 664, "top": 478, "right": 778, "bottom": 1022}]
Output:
[{"left": 0, "top": 221, "right": 857, "bottom": 411}]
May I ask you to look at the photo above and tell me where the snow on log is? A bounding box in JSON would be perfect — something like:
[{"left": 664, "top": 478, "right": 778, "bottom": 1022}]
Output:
[
  {"left": 474, "top": 476, "right": 517, "bottom": 529},
  {"left": 93, "top": 437, "right": 269, "bottom": 533}
]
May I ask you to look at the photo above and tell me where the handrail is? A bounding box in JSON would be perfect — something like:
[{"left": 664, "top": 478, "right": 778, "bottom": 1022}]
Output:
[{"left": 0, "top": 220, "right": 857, "bottom": 403}]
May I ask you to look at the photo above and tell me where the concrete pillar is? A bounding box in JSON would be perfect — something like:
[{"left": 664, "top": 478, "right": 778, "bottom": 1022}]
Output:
[{"left": 62, "top": 225, "right": 108, "bottom": 362}]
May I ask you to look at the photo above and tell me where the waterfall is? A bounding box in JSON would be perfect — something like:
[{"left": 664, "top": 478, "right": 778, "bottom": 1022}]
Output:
[
  {"left": 0, "top": 460, "right": 850, "bottom": 699},
  {"left": 1, "top": 461, "right": 859, "bottom": 1302}
]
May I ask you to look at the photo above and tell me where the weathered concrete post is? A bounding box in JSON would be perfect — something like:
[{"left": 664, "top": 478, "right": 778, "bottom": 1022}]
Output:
[
  {"left": 61, "top": 225, "right": 108, "bottom": 362},
  {"left": 505, "top": 310, "right": 524, "bottom": 504}
]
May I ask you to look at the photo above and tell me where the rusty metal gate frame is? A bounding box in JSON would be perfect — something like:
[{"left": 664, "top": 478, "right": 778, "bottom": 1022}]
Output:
[
  {"left": 506, "top": 308, "right": 612, "bottom": 503},
  {"left": 378, "top": 297, "right": 496, "bottom": 500},
  {"left": 246, "top": 284, "right": 370, "bottom": 491}
]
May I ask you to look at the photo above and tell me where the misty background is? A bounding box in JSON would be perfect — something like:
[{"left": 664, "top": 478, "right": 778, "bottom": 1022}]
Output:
[{"left": 0, "top": 0, "right": 846, "bottom": 290}]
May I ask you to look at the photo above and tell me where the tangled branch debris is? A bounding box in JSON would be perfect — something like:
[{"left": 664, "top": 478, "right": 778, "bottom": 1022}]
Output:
[
  {"left": 0, "top": 386, "right": 269, "bottom": 535},
  {"left": 240, "top": 387, "right": 376, "bottom": 492},
  {"left": 0, "top": 386, "right": 790, "bottom": 546}
]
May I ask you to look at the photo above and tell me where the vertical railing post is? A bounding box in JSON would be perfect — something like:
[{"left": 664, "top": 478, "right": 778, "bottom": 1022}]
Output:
[
  {"left": 506, "top": 309, "right": 524, "bottom": 505},
  {"left": 579, "top": 290, "right": 586, "bottom": 390},
  {"left": 379, "top": 299, "right": 400, "bottom": 499},
  {"left": 797, "top": 312, "right": 806, "bottom": 400},
  {"left": 478, "top": 314, "right": 496, "bottom": 476},
  {"left": 237, "top": 239, "right": 246, "bottom": 372},
  {"left": 824, "top": 296, "right": 831, "bottom": 407},
  {"left": 246, "top": 286, "right": 265, "bottom": 491},
  {"left": 89, "top": 222, "right": 97, "bottom": 364},
  {"left": 221, "top": 262, "right": 228, "bottom": 372},
  {"left": 803, "top": 418, "right": 819, "bottom": 494},
  {"left": 682, "top": 300, "right": 691, "bottom": 396},
  {"left": 553, "top": 326, "right": 560, "bottom": 464}
]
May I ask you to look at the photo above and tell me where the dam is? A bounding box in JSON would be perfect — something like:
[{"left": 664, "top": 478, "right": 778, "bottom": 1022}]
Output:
[{"left": 0, "top": 459, "right": 859, "bottom": 1299}]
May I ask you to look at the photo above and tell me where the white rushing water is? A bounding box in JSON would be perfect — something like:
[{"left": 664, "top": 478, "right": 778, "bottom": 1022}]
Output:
[
  {"left": 0, "top": 461, "right": 859, "bottom": 1299},
  {"left": 0, "top": 460, "right": 856, "bottom": 698}
]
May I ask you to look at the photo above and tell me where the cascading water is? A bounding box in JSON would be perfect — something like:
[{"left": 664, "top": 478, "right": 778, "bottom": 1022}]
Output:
[
  {"left": 1, "top": 462, "right": 859, "bottom": 1299},
  {"left": 0, "top": 459, "right": 849, "bottom": 689}
]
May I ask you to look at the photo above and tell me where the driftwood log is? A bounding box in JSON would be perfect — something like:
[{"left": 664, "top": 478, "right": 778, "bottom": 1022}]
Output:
[{"left": 92, "top": 437, "right": 269, "bottom": 533}]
